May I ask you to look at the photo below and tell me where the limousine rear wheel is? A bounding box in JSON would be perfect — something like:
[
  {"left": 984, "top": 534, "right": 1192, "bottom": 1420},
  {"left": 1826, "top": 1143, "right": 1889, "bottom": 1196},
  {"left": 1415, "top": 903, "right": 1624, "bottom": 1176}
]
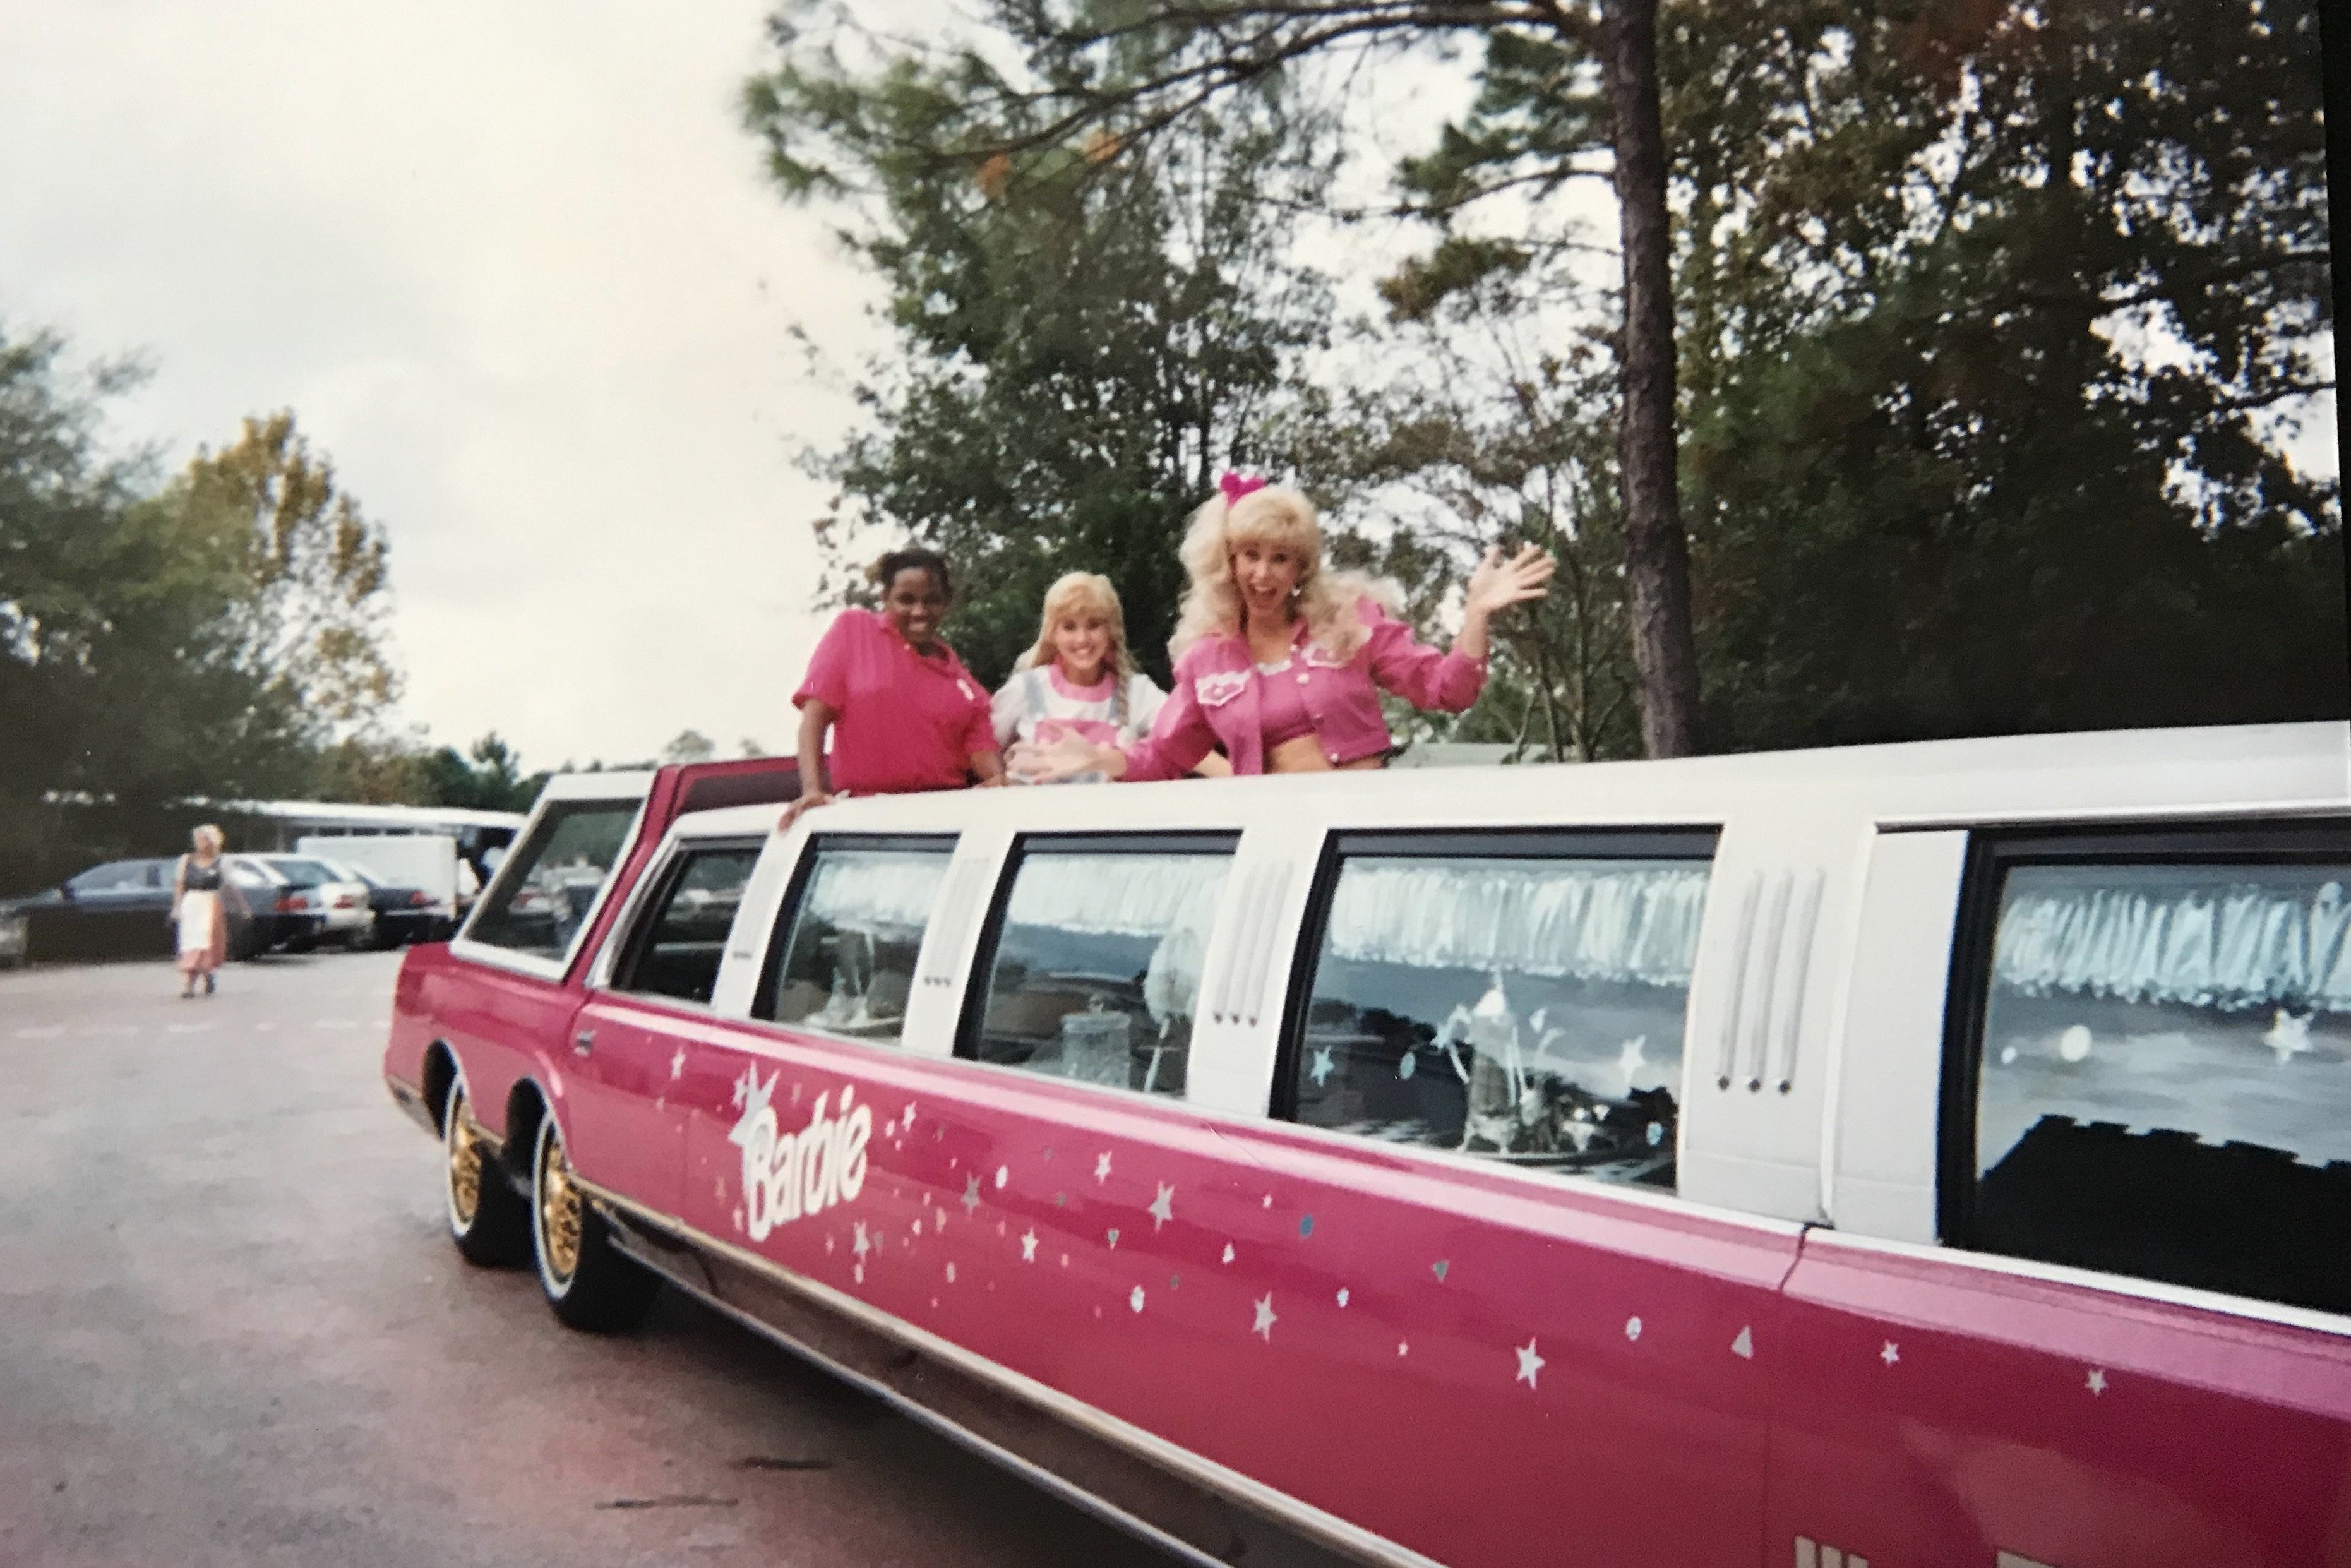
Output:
[
  {"left": 531, "top": 1115, "right": 658, "bottom": 1333},
  {"left": 445, "top": 1083, "right": 527, "bottom": 1266}
]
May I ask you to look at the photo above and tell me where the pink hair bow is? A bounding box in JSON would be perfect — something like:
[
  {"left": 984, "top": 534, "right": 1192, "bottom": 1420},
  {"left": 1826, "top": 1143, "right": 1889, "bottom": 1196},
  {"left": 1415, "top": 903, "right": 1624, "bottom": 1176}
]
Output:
[{"left": 1217, "top": 471, "right": 1266, "bottom": 506}]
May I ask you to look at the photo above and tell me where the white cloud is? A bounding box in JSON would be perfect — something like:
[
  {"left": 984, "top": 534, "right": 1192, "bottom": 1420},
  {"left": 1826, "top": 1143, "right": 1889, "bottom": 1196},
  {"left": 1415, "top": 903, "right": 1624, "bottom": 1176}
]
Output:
[{"left": 0, "top": 1, "right": 876, "bottom": 769}]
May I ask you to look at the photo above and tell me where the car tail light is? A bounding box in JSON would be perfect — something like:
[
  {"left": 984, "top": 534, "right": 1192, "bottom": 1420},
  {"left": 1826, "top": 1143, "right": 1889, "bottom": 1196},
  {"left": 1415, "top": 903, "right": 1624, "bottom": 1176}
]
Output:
[
  {"left": 275, "top": 893, "right": 306, "bottom": 913},
  {"left": 334, "top": 893, "right": 358, "bottom": 908},
  {"left": 408, "top": 890, "right": 432, "bottom": 907}
]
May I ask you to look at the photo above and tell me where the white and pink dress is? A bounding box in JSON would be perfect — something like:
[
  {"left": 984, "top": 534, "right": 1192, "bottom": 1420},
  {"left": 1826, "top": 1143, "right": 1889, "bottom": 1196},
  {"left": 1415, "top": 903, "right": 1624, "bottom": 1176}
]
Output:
[{"left": 992, "top": 664, "right": 1168, "bottom": 784}]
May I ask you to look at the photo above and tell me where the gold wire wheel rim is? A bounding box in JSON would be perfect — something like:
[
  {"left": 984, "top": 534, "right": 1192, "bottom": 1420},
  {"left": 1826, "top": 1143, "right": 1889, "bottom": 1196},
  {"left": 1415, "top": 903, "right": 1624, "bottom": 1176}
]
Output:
[
  {"left": 446, "top": 1089, "right": 482, "bottom": 1226},
  {"left": 539, "top": 1130, "right": 583, "bottom": 1284}
]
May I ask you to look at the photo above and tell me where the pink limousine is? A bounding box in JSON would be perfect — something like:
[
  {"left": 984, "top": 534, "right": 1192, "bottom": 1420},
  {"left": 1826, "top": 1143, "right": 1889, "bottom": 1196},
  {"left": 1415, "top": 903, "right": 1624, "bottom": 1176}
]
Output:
[{"left": 382, "top": 723, "right": 2351, "bottom": 1568}]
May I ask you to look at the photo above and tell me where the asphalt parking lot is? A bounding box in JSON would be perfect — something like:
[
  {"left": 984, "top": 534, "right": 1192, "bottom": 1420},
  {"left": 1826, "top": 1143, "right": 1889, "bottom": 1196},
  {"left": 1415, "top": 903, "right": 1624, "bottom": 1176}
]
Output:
[{"left": 0, "top": 950, "right": 1176, "bottom": 1567}]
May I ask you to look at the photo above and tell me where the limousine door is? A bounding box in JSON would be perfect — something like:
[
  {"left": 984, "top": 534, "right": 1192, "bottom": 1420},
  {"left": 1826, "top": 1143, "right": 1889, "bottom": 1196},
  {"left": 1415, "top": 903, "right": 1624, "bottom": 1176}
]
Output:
[
  {"left": 565, "top": 839, "right": 768, "bottom": 1219},
  {"left": 443, "top": 777, "right": 652, "bottom": 1137},
  {"left": 1781, "top": 824, "right": 2351, "bottom": 1568}
]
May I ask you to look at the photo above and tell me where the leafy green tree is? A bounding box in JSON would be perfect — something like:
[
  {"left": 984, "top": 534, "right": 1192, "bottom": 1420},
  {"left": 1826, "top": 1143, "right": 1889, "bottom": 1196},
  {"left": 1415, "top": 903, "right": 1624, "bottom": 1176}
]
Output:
[
  {"left": 748, "top": 33, "right": 1338, "bottom": 687},
  {"left": 0, "top": 326, "right": 314, "bottom": 891},
  {"left": 162, "top": 411, "right": 401, "bottom": 731},
  {"left": 417, "top": 733, "right": 549, "bottom": 813},
  {"left": 1659, "top": 0, "right": 2343, "bottom": 745}
]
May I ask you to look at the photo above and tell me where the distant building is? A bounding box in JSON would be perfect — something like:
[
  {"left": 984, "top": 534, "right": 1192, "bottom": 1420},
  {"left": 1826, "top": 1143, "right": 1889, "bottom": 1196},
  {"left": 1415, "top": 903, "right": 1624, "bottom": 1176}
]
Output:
[{"left": 216, "top": 799, "right": 525, "bottom": 877}]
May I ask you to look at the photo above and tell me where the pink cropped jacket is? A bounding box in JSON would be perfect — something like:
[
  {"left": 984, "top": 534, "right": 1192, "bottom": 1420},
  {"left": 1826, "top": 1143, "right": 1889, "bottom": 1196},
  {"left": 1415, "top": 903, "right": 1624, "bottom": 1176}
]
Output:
[{"left": 1122, "top": 599, "right": 1487, "bottom": 780}]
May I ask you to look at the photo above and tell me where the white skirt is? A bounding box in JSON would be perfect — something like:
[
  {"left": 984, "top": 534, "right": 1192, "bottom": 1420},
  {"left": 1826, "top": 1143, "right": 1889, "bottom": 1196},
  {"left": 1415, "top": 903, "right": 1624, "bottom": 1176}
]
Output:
[{"left": 177, "top": 889, "right": 222, "bottom": 955}]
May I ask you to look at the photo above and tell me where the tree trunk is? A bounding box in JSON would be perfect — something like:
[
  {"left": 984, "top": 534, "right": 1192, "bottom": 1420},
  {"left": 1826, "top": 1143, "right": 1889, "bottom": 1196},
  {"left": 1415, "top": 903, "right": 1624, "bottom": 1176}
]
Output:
[{"left": 1599, "top": 0, "right": 1701, "bottom": 757}]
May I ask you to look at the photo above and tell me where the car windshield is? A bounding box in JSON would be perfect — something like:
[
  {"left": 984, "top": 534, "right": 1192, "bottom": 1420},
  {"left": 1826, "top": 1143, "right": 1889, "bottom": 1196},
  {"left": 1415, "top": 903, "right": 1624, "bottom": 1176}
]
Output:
[{"left": 268, "top": 858, "right": 338, "bottom": 887}]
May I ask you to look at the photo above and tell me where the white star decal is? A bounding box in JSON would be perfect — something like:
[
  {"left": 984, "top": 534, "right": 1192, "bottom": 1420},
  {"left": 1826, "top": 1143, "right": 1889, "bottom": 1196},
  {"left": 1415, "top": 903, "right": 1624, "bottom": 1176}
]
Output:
[
  {"left": 1252, "top": 1294, "right": 1277, "bottom": 1340},
  {"left": 1106, "top": 1228, "right": 1120, "bottom": 1249},
  {"left": 824, "top": 1235, "right": 835, "bottom": 1255},
  {"left": 1336, "top": 1288, "right": 1349, "bottom": 1307},
  {"left": 995, "top": 1164, "right": 1008, "bottom": 1189},
  {"left": 1624, "top": 1315, "right": 1642, "bottom": 1341},
  {"left": 1397, "top": 1050, "right": 1416, "bottom": 1080},
  {"left": 852, "top": 1221, "right": 871, "bottom": 1260},
  {"left": 1308, "top": 1045, "right": 1335, "bottom": 1086},
  {"left": 730, "top": 1068, "right": 752, "bottom": 1110},
  {"left": 669, "top": 1044, "right": 686, "bottom": 1079},
  {"left": 903, "top": 1100, "right": 916, "bottom": 1127},
  {"left": 854, "top": 1264, "right": 864, "bottom": 1284},
  {"left": 1515, "top": 1339, "right": 1545, "bottom": 1389},
  {"left": 1130, "top": 1286, "right": 1146, "bottom": 1314},
  {"left": 1094, "top": 1151, "right": 1113, "bottom": 1183},
  {"left": 946, "top": 1262, "right": 956, "bottom": 1283},
  {"left": 961, "top": 1175, "right": 982, "bottom": 1215},
  {"left": 2086, "top": 1367, "right": 2107, "bottom": 1396},
  {"left": 1881, "top": 1341, "right": 1901, "bottom": 1367},
  {"left": 1221, "top": 1243, "right": 1235, "bottom": 1264},
  {"left": 1147, "top": 1183, "right": 1175, "bottom": 1231},
  {"left": 1020, "top": 1229, "right": 1038, "bottom": 1262}
]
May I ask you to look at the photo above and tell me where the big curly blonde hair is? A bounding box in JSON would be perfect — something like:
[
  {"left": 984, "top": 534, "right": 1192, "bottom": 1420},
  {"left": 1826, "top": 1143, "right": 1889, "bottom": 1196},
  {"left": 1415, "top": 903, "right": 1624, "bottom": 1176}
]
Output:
[
  {"left": 1168, "top": 486, "right": 1399, "bottom": 661},
  {"left": 1013, "top": 572, "right": 1137, "bottom": 694}
]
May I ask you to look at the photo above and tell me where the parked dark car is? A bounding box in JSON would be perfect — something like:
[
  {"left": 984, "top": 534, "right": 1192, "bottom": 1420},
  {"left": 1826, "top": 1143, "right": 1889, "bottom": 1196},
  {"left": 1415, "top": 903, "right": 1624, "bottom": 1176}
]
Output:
[
  {"left": 0, "top": 854, "right": 325, "bottom": 966},
  {"left": 316, "top": 857, "right": 456, "bottom": 948}
]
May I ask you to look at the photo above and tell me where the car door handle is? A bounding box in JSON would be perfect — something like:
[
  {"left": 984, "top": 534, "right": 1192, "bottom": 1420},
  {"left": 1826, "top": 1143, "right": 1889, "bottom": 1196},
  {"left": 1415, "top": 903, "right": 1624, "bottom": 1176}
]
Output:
[{"left": 572, "top": 1029, "right": 595, "bottom": 1057}]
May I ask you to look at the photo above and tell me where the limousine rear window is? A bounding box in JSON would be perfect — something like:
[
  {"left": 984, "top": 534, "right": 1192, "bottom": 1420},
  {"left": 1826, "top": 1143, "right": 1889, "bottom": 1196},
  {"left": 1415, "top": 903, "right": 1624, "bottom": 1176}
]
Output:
[
  {"left": 465, "top": 799, "right": 640, "bottom": 959},
  {"left": 1950, "top": 824, "right": 2351, "bottom": 1315},
  {"left": 752, "top": 834, "right": 957, "bottom": 1046},
  {"left": 610, "top": 841, "right": 762, "bottom": 1006},
  {"left": 961, "top": 833, "right": 1239, "bottom": 1098},
  {"left": 1284, "top": 829, "right": 1718, "bottom": 1192}
]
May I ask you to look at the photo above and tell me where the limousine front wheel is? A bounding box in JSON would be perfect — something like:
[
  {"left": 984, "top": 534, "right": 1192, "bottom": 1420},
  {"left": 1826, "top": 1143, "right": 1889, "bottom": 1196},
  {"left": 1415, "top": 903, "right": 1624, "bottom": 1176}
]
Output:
[
  {"left": 445, "top": 1083, "right": 527, "bottom": 1266},
  {"left": 531, "top": 1116, "right": 658, "bottom": 1333}
]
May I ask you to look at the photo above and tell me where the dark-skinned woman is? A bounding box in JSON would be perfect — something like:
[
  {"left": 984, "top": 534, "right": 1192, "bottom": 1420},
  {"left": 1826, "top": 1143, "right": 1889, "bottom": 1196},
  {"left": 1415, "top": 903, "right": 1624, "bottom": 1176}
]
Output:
[{"left": 784, "top": 547, "right": 1005, "bottom": 828}]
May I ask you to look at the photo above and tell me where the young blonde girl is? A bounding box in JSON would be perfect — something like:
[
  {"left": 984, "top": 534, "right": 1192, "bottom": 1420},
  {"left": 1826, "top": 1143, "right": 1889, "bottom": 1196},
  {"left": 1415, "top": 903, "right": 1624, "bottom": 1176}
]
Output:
[{"left": 996, "top": 573, "right": 1228, "bottom": 782}]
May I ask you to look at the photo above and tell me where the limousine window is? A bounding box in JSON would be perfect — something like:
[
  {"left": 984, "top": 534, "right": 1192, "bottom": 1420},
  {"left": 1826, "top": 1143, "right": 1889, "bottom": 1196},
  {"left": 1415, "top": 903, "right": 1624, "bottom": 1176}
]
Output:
[
  {"left": 1291, "top": 832, "right": 1714, "bottom": 1189},
  {"left": 465, "top": 799, "right": 639, "bottom": 959},
  {"left": 966, "top": 835, "right": 1236, "bottom": 1096},
  {"left": 1968, "top": 850, "right": 2351, "bottom": 1314},
  {"left": 609, "top": 843, "right": 762, "bottom": 1005},
  {"left": 755, "top": 835, "right": 955, "bottom": 1045}
]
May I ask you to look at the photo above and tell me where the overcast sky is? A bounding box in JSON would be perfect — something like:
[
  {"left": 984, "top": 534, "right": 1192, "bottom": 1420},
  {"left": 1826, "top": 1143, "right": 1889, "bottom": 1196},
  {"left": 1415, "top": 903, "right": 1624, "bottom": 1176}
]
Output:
[{"left": 0, "top": 2, "right": 875, "bottom": 770}]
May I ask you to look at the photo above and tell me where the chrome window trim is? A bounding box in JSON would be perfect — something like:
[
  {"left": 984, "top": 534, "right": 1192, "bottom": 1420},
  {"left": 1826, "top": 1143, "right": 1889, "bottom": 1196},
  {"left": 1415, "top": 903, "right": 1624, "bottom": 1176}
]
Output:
[
  {"left": 586, "top": 832, "right": 767, "bottom": 998},
  {"left": 1807, "top": 1226, "right": 2351, "bottom": 1343},
  {"left": 451, "top": 781, "right": 653, "bottom": 983}
]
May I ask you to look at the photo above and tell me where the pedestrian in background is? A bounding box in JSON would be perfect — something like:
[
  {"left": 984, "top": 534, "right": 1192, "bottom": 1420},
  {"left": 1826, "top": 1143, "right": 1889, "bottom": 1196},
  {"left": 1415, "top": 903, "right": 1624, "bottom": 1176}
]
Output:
[{"left": 173, "top": 824, "right": 229, "bottom": 998}]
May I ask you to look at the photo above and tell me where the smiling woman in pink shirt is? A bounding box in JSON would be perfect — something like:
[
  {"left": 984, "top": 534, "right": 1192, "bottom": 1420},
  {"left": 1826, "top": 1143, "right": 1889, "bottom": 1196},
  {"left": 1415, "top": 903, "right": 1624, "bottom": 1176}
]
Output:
[
  {"left": 1012, "top": 478, "right": 1553, "bottom": 782},
  {"left": 787, "top": 548, "right": 1005, "bottom": 823}
]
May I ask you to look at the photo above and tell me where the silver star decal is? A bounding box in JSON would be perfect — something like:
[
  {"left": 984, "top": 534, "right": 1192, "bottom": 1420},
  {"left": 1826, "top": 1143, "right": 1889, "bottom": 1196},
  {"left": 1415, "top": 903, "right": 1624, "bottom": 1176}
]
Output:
[
  {"left": 1516, "top": 1338, "right": 1545, "bottom": 1389},
  {"left": 1020, "top": 1229, "right": 1038, "bottom": 1262},
  {"left": 1308, "top": 1044, "right": 1335, "bottom": 1086},
  {"left": 1252, "top": 1293, "right": 1277, "bottom": 1341},
  {"left": 2086, "top": 1367, "right": 2107, "bottom": 1396},
  {"left": 1881, "top": 1341, "right": 1901, "bottom": 1367},
  {"left": 1147, "top": 1183, "right": 1175, "bottom": 1231},
  {"left": 1094, "top": 1151, "right": 1113, "bottom": 1183},
  {"left": 961, "top": 1175, "right": 981, "bottom": 1215}
]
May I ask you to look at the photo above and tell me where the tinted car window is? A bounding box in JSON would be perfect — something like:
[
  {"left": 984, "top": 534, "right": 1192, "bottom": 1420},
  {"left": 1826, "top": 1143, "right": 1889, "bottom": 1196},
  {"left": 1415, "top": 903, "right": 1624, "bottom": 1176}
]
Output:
[
  {"left": 756, "top": 837, "right": 955, "bottom": 1046},
  {"left": 69, "top": 861, "right": 157, "bottom": 894},
  {"left": 967, "top": 838, "right": 1234, "bottom": 1097},
  {"left": 266, "top": 859, "right": 336, "bottom": 887},
  {"left": 1291, "top": 834, "right": 1714, "bottom": 1190},
  {"left": 1968, "top": 849, "right": 2351, "bottom": 1314},
  {"left": 613, "top": 844, "right": 762, "bottom": 1005},
  {"left": 465, "top": 799, "right": 640, "bottom": 960}
]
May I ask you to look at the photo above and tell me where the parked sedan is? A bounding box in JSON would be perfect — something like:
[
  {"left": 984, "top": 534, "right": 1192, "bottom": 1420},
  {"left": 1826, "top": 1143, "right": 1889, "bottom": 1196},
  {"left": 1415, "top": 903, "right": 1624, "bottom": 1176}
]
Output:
[
  {"left": 246, "top": 855, "right": 376, "bottom": 950},
  {"left": 0, "top": 856, "right": 287, "bottom": 964},
  {"left": 316, "top": 858, "right": 455, "bottom": 948}
]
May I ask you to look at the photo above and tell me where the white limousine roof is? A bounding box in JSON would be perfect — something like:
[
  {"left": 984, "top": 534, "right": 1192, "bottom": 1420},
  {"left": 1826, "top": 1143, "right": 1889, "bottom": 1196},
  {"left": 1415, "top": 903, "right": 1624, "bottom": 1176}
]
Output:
[{"left": 672, "top": 721, "right": 2350, "bottom": 841}]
